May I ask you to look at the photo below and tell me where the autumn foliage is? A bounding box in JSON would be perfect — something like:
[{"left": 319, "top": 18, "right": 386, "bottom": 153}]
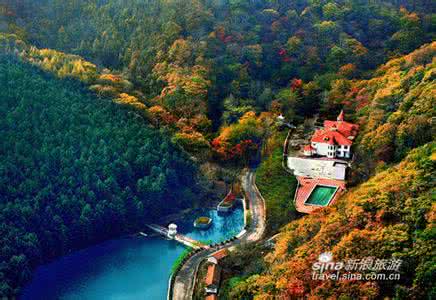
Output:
[
  {"left": 323, "top": 42, "right": 435, "bottom": 181},
  {"left": 212, "top": 112, "right": 268, "bottom": 163},
  {"left": 229, "top": 143, "right": 435, "bottom": 299}
]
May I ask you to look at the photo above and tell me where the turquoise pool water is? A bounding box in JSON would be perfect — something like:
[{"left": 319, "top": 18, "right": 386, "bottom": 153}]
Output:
[
  {"left": 178, "top": 203, "right": 244, "bottom": 244},
  {"left": 20, "top": 205, "right": 244, "bottom": 300},
  {"left": 305, "top": 185, "right": 337, "bottom": 206}
]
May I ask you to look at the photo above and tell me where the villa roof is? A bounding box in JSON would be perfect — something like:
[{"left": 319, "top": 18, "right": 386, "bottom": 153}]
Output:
[
  {"left": 205, "top": 295, "right": 218, "bottom": 300},
  {"left": 311, "top": 129, "right": 353, "bottom": 145},
  {"left": 311, "top": 111, "right": 359, "bottom": 146},
  {"left": 205, "top": 264, "right": 221, "bottom": 286},
  {"left": 323, "top": 120, "right": 359, "bottom": 138},
  {"left": 337, "top": 110, "right": 344, "bottom": 121},
  {"left": 294, "top": 176, "right": 346, "bottom": 214},
  {"left": 304, "top": 145, "right": 314, "bottom": 151}
]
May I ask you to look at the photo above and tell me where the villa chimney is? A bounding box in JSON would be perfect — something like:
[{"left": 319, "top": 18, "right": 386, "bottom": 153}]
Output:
[{"left": 337, "top": 110, "right": 344, "bottom": 122}]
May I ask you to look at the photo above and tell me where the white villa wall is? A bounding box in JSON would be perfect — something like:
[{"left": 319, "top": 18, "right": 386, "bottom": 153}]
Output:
[
  {"left": 287, "top": 157, "right": 347, "bottom": 180},
  {"left": 312, "top": 142, "right": 351, "bottom": 158},
  {"left": 312, "top": 142, "right": 338, "bottom": 158},
  {"left": 336, "top": 145, "right": 351, "bottom": 158}
]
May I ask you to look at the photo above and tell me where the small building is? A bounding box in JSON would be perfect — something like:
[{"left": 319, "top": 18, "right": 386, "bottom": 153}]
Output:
[
  {"left": 308, "top": 111, "right": 359, "bottom": 159},
  {"left": 207, "top": 249, "right": 229, "bottom": 265},
  {"left": 205, "top": 264, "right": 221, "bottom": 294},
  {"left": 167, "top": 224, "right": 177, "bottom": 239},
  {"left": 217, "top": 192, "right": 237, "bottom": 213},
  {"left": 205, "top": 295, "right": 218, "bottom": 300},
  {"left": 277, "top": 114, "right": 285, "bottom": 124}
]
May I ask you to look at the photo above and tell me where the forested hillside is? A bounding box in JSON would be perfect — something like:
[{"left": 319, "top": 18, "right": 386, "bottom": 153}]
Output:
[
  {"left": 2, "top": 0, "right": 434, "bottom": 134},
  {"left": 226, "top": 143, "right": 435, "bottom": 299},
  {"left": 0, "top": 1, "right": 434, "bottom": 298},
  {"left": 222, "top": 43, "right": 435, "bottom": 300},
  {"left": 0, "top": 58, "right": 205, "bottom": 297},
  {"left": 323, "top": 42, "right": 435, "bottom": 182}
]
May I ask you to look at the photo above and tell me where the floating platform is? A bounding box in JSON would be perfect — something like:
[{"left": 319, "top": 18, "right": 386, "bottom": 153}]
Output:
[{"left": 193, "top": 217, "right": 212, "bottom": 229}]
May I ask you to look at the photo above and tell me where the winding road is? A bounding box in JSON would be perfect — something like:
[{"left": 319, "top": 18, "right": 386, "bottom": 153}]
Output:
[{"left": 171, "top": 169, "right": 266, "bottom": 300}]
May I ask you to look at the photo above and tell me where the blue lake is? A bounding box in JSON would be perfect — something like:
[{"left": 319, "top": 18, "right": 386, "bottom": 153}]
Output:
[{"left": 21, "top": 205, "right": 244, "bottom": 300}]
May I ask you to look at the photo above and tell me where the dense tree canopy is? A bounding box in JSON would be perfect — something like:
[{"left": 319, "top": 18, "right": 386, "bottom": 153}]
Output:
[
  {"left": 1, "top": 0, "right": 434, "bottom": 130},
  {"left": 0, "top": 1, "right": 434, "bottom": 298},
  {"left": 322, "top": 42, "right": 436, "bottom": 182},
  {"left": 222, "top": 39, "right": 436, "bottom": 300},
  {"left": 0, "top": 57, "right": 205, "bottom": 297},
  {"left": 226, "top": 143, "right": 435, "bottom": 299}
]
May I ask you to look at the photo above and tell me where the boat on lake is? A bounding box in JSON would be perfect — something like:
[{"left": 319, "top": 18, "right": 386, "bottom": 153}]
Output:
[
  {"left": 217, "top": 192, "right": 239, "bottom": 212},
  {"left": 193, "top": 216, "right": 213, "bottom": 229}
]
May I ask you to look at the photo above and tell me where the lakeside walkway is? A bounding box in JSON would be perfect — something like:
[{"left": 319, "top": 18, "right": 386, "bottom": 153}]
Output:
[
  {"left": 146, "top": 224, "right": 208, "bottom": 250},
  {"left": 171, "top": 169, "right": 266, "bottom": 300}
]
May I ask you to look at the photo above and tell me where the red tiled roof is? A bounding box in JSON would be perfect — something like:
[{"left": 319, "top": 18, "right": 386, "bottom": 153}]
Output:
[
  {"left": 205, "top": 295, "right": 218, "bottom": 300},
  {"left": 223, "top": 191, "right": 236, "bottom": 204},
  {"left": 205, "top": 264, "right": 221, "bottom": 286},
  {"left": 311, "top": 111, "right": 359, "bottom": 146},
  {"left": 311, "top": 129, "right": 353, "bottom": 145},
  {"left": 304, "top": 145, "right": 314, "bottom": 151},
  {"left": 212, "top": 249, "right": 229, "bottom": 261},
  {"left": 294, "top": 176, "right": 346, "bottom": 214},
  {"left": 324, "top": 120, "right": 359, "bottom": 137}
]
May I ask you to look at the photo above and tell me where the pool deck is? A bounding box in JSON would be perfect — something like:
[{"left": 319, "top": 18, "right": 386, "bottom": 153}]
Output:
[{"left": 294, "top": 176, "right": 346, "bottom": 214}]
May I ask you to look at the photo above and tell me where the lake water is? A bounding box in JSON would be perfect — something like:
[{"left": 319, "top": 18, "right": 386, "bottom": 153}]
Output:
[{"left": 21, "top": 205, "right": 244, "bottom": 300}]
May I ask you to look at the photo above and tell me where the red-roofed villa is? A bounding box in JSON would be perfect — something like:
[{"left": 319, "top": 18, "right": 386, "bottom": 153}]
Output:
[
  {"left": 290, "top": 110, "right": 359, "bottom": 213},
  {"left": 306, "top": 111, "right": 359, "bottom": 159}
]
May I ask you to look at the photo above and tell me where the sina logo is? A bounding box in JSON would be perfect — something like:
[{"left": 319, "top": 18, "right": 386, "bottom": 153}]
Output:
[
  {"left": 313, "top": 252, "right": 343, "bottom": 272},
  {"left": 318, "top": 252, "right": 333, "bottom": 263}
]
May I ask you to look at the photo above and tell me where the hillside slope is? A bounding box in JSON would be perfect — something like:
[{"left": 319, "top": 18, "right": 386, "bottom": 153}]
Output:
[
  {"left": 228, "top": 142, "right": 434, "bottom": 299},
  {"left": 0, "top": 58, "right": 205, "bottom": 297},
  {"left": 2, "top": 0, "right": 434, "bottom": 129},
  {"left": 225, "top": 45, "right": 435, "bottom": 299},
  {"left": 325, "top": 42, "right": 435, "bottom": 182}
]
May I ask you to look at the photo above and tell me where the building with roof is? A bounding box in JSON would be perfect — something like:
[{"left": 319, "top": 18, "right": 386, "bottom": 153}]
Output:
[
  {"left": 204, "top": 264, "right": 221, "bottom": 294},
  {"left": 306, "top": 111, "right": 359, "bottom": 159},
  {"left": 207, "top": 249, "right": 229, "bottom": 265},
  {"left": 288, "top": 110, "right": 359, "bottom": 214}
]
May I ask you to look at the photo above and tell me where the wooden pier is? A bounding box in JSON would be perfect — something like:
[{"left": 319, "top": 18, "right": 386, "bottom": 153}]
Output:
[{"left": 145, "top": 224, "right": 209, "bottom": 250}]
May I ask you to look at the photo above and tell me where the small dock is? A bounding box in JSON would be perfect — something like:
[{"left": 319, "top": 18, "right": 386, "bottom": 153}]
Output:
[{"left": 145, "top": 224, "right": 209, "bottom": 250}]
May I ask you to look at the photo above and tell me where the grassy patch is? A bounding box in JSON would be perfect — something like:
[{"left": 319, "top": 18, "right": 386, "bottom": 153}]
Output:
[
  {"left": 256, "top": 146, "right": 298, "bottom": 234},
  {"left": 171, "top": 248, "right": 191, "bottom": 274}
]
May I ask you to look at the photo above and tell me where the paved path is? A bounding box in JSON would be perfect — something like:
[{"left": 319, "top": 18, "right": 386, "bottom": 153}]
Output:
[
  {"left": 171, "top": 169, "right": 266, "bottom": 300},
  {"left": 240, "top": 170, "right": 266, "bottom": 242}
]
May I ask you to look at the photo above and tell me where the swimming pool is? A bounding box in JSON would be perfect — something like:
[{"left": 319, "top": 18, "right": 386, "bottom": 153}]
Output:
[{"left": 305, "top": 185, "right": 337, "bottom": 206}]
